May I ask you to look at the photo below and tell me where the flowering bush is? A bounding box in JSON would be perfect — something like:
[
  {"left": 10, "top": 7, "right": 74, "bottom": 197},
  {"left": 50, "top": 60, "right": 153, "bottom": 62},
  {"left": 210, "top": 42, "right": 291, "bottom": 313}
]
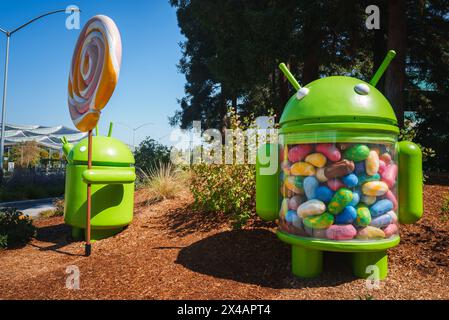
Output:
[{"left": 0, "top": 208, "right": 36, "bottom": 249}]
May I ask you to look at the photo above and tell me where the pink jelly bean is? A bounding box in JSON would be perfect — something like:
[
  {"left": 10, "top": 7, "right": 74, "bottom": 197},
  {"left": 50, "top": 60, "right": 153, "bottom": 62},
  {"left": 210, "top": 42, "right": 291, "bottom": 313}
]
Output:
[
  {"left": 316, "top": 143, "right": 341, "bottom": 162},
  {"left": 326, "top": 224, "right": 357, "bottom": 240},
  {"left": 384, "top": 223, "right": 399, "bottom": 238},
  {"left": 380, "top": 153, "right": 392, "bottom": 164},
  {"left": 288, "top": 195, "right": 302, "bottom": 211},
  {"left": 288, "top": 145, "right": 313, "bottom": 162},
  {"left": 378, "top": 159, "right": 387, "bottom": 174},
  {"left": 381, "top": 163, "right": 398, "bottom": 188},
  {"left": 327, "top": 178, "right": 345, "bottom": 191},
  {"left": 384, "top": 190, "right": 398, "bottom": 210}
]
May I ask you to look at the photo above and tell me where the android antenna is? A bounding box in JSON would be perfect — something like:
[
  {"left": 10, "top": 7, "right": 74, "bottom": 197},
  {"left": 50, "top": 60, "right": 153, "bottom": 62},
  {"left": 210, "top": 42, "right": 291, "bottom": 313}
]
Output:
[
  {"left": 108, "top": 122, "right": 113, "bottom": 137},
  {"left": 370, "top": 50, "right": 396, "bottom": 87},
  {"left": 279, "top": 63, "right": 301, "bottom": 90}
]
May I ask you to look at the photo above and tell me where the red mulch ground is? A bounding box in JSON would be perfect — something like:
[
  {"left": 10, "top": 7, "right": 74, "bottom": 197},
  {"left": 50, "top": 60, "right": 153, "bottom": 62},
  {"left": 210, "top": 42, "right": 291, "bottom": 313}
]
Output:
[{"left": 0, "top": 184, "right": 448, "bottom": 300}]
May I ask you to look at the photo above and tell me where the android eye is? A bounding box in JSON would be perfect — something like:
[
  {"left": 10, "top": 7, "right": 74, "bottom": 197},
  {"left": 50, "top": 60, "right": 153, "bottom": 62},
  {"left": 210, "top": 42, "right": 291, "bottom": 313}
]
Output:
[
  {"left": 80, "top": 146, "right": 87, "bottom": 152},
  {"left": 354, "top": 83, "right": 370, "bottom": 95},
  {"left": 296, "top": 87, "right": 310, "bottom": 100}
]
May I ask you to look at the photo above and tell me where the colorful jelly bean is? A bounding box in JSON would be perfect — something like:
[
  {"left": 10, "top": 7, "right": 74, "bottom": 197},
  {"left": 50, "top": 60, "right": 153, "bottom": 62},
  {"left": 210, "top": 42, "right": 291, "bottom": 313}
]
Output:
[
  {"left": 303, "top": 212, "right": 334, "bottom": 229},
  {"left": 366, "top": 150, "right": 380, "bottom": 176},
  {"left": 297, "top": 199, "right": 326, "bottom": 218},
  {"left": 380, "top": 152, "right": 392, "bottom": 164},
  {"left": 344, "top": 144, "right": 370, "bottom": 161},
  {"left": 316, "top": 167, "right": 328, "bottom": 182},
  {"left": 387, "top": 210, "right": 398, "bottom": 223},
  {"left": 370, "top": 199, "right": 393, "bottom": 217},
  {"left": 370, "top": 213, "right": 392, "bottom": 228},
  {"left": 304, "top": 176, "right": 319, "bottom": 200},
  {"left": 361, "top": 195, "right": 376, "bottom": 205},
  {"left": 378, "top": 159, "right": 387, "bottom": 174},
  {"left": 349, "top": 190, "right": 360, "bottom": 206},
  {"left": 327, "top": 178, "right": 345, "bottom": 191},
  {"left": 354, "top": 161, "right": 366, "bottom": 175},
  {"left": 285, "top": 210, "right": 303, "bottom": 229},
  {"left": 384, "top": 223, "right": 399, "bottom": 237},
  {"left": 342, "top": 173, "right": 358, "bottom": 187},
  {"left": 288, "top": 195, "right": 303, "bottom": 211},
  {"left": 357, "top": 173, "right": 380, "bottom": 186},
  {"left": 284, "top": 176, "right": 304, "bottom": 194},
  {"left": 335, "top": 206, "right": 357, "bottom": 224},
  {"left": 384, "top": 190, "right": 398, "bottom": 210},
  {"left": 316, "top": 143, "right": 341, "bottom": 162},
  {"left": 381, "top": 163, "right": 397, "bottom": 188},
  {"left": 305, "top": 226, "right": 328, "bottom": 239},
  {"left": 315, "top": 186, "right": 334, "bottom": 203},
  {"left": 305, "top": 153, "right": 327, "bottom": 168},
  {"left": 327, "top": 188, "right": 353, "bottom": 215},
  {"left": 288, "top": 145, "right": 313, "bottom": 162},
  {"left": 356, "top": 226, "right": 385, "bottom": 240},
  {"left": 326, "top": 224, "right": 357, "bottom": 240},
  {"left": 279, "top": 198, "right": 289, "bottom": 219},
  {"left": 291, "top": 162, "right": 316, "bottom": 176},
  {"left": 355, "top": 204, "right": 372, "bottom": 227},
  {"left": 324, "top": 159, "right": 355, "bottom": 179},
  {"left": 362, "top": 181, "right": 389, "bottom": 196}
]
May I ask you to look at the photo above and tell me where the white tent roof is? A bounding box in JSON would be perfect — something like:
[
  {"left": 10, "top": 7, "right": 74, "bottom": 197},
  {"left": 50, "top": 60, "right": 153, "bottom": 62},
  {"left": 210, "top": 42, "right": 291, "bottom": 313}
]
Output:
[{"left": 2, "top": 124, "right": 87, "bottom": 150}]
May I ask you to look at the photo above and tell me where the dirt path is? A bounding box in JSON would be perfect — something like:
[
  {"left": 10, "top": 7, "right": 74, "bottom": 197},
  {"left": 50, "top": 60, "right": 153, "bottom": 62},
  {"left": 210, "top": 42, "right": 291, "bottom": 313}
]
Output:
[{"left": 0, "top": 185, "right": 448, "bottom": 300}]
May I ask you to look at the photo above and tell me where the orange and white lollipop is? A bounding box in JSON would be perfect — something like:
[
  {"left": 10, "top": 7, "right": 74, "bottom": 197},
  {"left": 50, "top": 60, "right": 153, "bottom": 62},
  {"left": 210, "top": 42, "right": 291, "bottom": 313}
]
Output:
[{"left": 68, "top": 15, "right": 122, "bottom": 132}]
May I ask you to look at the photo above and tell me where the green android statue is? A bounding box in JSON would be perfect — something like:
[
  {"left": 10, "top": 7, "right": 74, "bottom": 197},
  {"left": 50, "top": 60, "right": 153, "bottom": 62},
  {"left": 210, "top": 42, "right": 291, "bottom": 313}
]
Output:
[
  {"left": 256, "top": 51, "right": 423, "bottom": 279},
  {"left": 62, "top": 123, "right": 136, "bottom": 242}
]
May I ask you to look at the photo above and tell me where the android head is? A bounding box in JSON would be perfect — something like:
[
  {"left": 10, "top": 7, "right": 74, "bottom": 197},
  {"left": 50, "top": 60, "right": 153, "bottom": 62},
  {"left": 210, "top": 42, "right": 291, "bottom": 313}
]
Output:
[{"left": 62, "top": 123, "right": 136, "bottom": 242}]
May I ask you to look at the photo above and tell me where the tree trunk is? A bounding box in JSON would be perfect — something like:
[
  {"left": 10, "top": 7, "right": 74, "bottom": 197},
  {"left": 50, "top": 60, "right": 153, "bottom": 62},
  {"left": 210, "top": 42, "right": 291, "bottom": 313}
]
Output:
[
  {"left": 278, "top": 65, "right": 289, "bottom": 121},
  {"left": 373, "top": 0, "right": 388, "bottom": 92},
  {"left": 303, "top": 25, "right": 321, "bottom": 84},
  {"left": 385, "top": 0, "right": 406, "bottom": 128}
]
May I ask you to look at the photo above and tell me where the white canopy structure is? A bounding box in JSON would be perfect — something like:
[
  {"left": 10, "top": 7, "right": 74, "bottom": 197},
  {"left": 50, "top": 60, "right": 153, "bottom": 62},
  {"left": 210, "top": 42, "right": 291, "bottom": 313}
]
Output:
[{"left": 3, "top": 124, "right": 87, "bottom": 150}]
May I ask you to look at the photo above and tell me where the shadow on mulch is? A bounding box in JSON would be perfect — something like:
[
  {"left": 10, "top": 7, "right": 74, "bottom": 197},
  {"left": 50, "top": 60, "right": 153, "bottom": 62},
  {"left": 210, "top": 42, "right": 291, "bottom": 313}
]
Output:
[
  {"left": 176, "top": 228, "right": 357, "bottom": 289},
  {"left": 162, "top": 204, "right": 231, "bottom": 237},
  {"left": 31, "top": 223, "right": 83, "bottom": 257}
]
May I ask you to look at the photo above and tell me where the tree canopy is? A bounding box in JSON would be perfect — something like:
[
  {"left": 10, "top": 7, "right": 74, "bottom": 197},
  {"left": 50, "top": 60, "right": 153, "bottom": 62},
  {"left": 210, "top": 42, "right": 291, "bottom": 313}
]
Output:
[{"left": 170, "top": 0, "right": 449, "bottom": 169}]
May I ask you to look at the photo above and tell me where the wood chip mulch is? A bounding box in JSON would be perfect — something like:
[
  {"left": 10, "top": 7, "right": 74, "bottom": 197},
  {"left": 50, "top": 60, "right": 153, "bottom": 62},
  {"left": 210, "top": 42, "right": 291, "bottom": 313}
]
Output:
[{"left": 0, "top": 185, "right": 448, "bottom": 300}]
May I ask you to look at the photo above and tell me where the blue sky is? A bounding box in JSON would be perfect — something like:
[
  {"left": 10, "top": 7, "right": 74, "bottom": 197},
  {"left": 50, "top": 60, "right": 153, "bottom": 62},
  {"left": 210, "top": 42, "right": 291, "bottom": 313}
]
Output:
[{"left": 0, "top": 0, "right": 185, "bottom": 147}]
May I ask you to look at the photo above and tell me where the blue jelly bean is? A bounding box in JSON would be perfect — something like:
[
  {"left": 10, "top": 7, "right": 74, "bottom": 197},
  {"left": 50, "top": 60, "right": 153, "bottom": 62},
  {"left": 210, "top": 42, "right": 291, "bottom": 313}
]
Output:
[
  {"left": 355, "top": 161, "right": 365, "bottom": 175},
  {"left": 342, "top": 173, "right": 358, "bottom": 187},
  {"left": 335, "top": 206, "right": 357, "bottom": 224},
  {"left": 370, "top": 199, "right": 393, "bottom": 217},
  {"left": 285, "top": 210, "right": 297, "bottom": 223},
  {"left": 304, "top": 176, "right": 319, "bottom": 200},
  {"left": 315, "top": 186, "right": 334, "bottom": 203},
  {"left": 370, "top": 213, "right": 392, "bottom": 228},
  {"left": 349, "top": 190, "right": 360, "bottom": 206}
]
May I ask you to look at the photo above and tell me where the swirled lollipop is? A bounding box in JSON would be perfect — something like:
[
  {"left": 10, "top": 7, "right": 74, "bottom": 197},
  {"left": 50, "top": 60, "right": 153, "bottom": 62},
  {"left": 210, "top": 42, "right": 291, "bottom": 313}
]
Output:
[{"left": 68, "top": 15, "right": 122, "bottom": 132}]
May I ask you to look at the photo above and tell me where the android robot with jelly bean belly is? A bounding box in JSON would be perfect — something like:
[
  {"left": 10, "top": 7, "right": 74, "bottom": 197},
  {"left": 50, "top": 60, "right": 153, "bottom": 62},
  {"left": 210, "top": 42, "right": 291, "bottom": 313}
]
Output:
[
  {"left": 61, "top": 123, "right": 136, "bottom": 242},
  {"left": 256, "top": 50, "right": 423, "bottom": 279}
]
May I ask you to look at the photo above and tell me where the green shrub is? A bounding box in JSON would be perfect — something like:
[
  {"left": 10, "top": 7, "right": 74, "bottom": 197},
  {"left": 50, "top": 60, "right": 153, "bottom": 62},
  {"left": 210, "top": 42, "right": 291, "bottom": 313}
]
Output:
[
  {"left": 191, "top": 163, "right": 255, "bottom": 228},
  {"left": 39, "top": 198, "right": 65, "bottom": 218},
  {"left": 134, "top": 138, "right": 171, "bottom": 171},
  {"left": 0, "top": 208, "right": 36, "bottom": 249}
]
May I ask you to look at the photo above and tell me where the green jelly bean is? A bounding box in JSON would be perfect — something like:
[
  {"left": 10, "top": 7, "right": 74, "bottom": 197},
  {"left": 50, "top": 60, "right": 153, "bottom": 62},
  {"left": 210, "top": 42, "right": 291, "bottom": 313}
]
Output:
[
  {"left": 357, "top": 173, "right": 380, "bottom": 186},
  {"left": 355, "top": 204, "right": 372, "bottom": 227},
  {"left": 344, "top": 144, "right": 370, "bottom": 162},
  {"left": 327, "top": 188, "right": 353, "bottom": 215},
  {"left": 303, "top": 212, "right": 334, "bottom": 229}
]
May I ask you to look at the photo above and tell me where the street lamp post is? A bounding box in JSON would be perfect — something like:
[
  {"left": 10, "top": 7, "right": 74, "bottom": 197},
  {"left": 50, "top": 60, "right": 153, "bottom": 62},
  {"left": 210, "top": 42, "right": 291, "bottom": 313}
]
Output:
[
  {"left": 116, "top": 122, "right": 154, "bottom": 151},
  {"left": 0, "top": 8, "right": 80, "bottom": 177}
]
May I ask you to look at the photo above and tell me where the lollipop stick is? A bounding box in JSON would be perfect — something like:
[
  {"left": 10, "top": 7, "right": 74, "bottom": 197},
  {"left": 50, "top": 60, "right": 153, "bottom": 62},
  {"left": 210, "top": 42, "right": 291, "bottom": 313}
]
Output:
[{"left": 85, "top": 129, "right": 93, "bottom": 256}]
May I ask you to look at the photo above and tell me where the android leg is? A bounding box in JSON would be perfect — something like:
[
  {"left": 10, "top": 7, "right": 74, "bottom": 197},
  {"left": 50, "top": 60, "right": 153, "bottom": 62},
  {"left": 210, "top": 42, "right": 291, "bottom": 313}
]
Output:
[
  {"left": 71, "top": 227, "right": 84, "bottom": 241},
  {"left": 352, "top": 251, "right": 388, "bottom": 280},
  {"left": 291, "top": 245, "right": 323, "bottom": 278}
]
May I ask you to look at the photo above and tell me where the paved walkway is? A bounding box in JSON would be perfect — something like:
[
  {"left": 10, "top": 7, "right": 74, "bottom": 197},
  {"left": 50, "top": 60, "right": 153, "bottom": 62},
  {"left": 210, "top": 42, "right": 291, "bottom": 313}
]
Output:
[{"left": 0, "top": 198, "right": 58, "bottom": 218}]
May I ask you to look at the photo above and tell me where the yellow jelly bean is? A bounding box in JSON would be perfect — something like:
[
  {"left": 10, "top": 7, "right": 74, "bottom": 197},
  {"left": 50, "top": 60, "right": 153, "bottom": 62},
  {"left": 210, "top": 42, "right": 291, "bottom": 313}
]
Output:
[
  {"left": 316, "top": 167, "right": 328, "bottom": 182},
  {"left": 362, "top": 181, "right": 389, "bottom": 196},
  {"left": 365, "top": 150, "right": 380, "bottom": 176},
  {"left": 305, "top": 153, "right": 327, "bottom": 168},
  {"left": 291, "top": 162, "right": 316, "bottom": 176}
]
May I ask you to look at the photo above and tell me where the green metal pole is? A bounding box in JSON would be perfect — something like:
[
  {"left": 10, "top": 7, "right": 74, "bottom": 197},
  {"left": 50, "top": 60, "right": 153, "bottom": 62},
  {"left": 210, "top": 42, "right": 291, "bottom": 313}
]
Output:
[
  {"left": 279, "top": 63, "right": 301, "bottom": 90},
  {"left": 370, "top": 50, "right": 396, "bottom": 87}
]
